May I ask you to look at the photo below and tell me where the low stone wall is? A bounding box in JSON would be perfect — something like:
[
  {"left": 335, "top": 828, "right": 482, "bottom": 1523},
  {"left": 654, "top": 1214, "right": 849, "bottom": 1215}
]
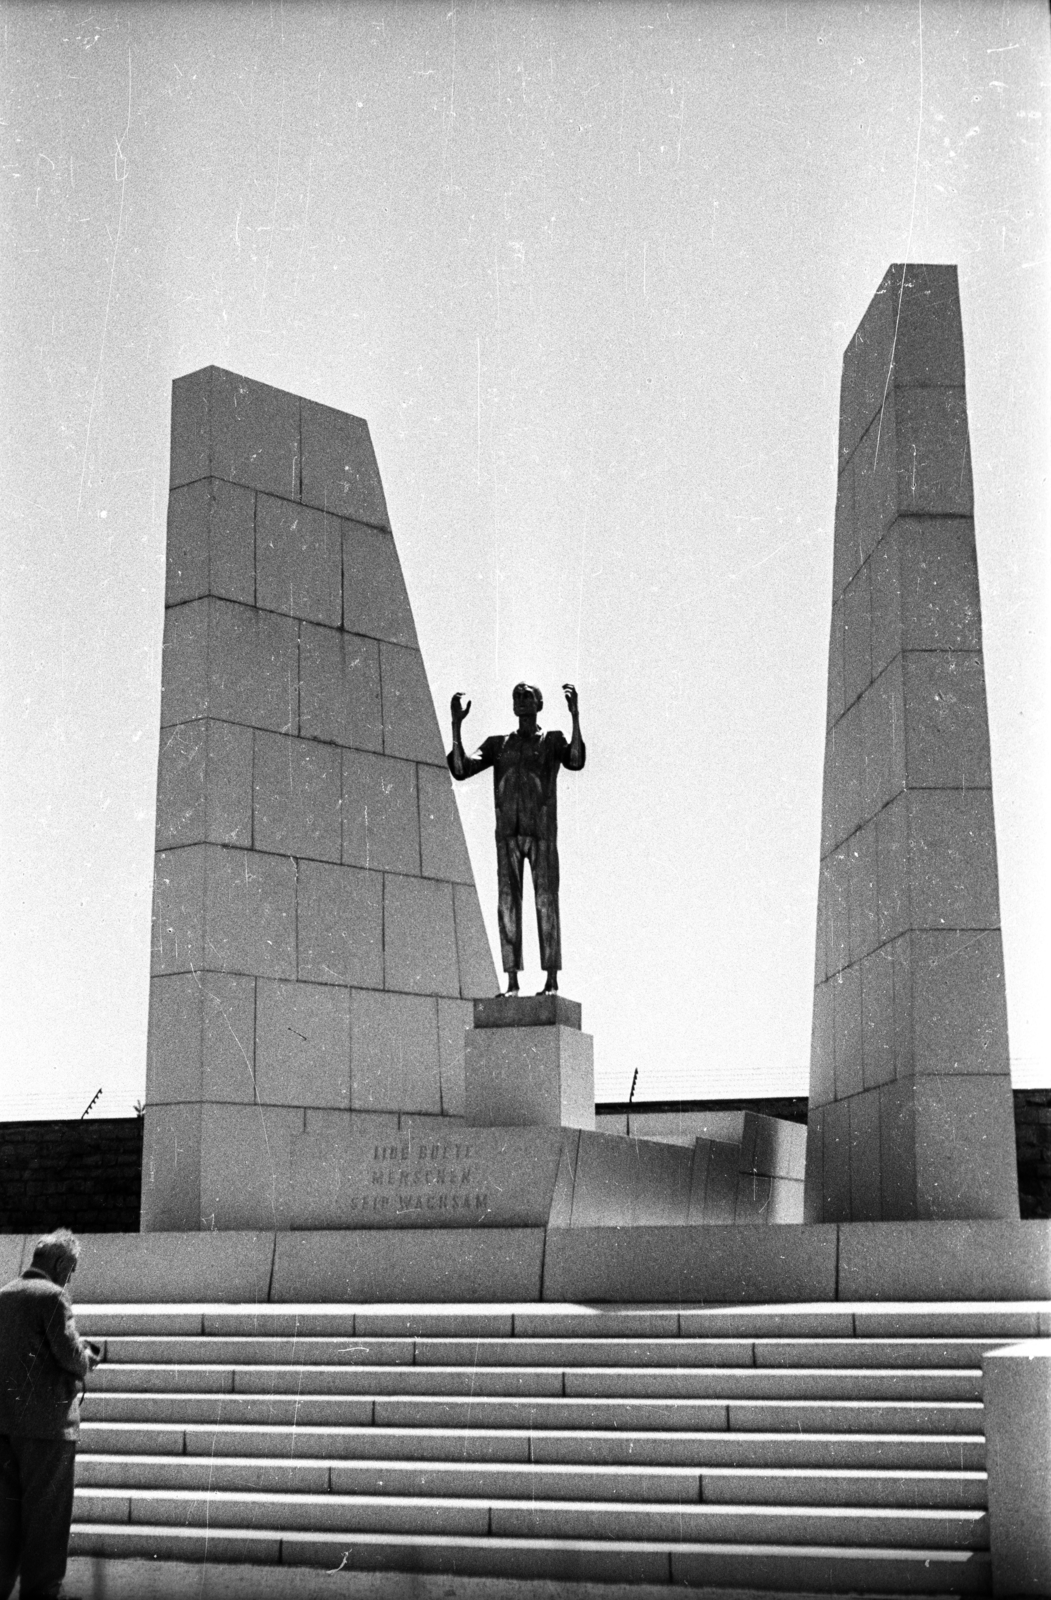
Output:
[
  {"left": 1, "top": 1092, "right": 1048, "bottom": 1232},
  {"left": 0, "top": 1118, "right": 143, "bottom": 1234}
]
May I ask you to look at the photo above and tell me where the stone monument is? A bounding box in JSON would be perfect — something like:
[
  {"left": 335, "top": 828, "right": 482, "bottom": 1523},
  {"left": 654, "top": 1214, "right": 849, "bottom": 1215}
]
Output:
[
  {"left": 806, "top": 264, "right": 1020, "bottom": 1222},
  {"left": 142, "top": 367, "right": 496, "bottom": 1230}
]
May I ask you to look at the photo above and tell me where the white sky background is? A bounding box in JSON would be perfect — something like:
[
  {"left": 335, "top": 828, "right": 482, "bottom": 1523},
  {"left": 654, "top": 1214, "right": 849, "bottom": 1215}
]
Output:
[{"left": 0, "top": 0, "right": 1048, "bottom": 1119}]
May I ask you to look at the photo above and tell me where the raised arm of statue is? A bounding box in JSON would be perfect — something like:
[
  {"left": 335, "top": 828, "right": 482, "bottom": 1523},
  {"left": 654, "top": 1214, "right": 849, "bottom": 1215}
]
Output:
[
  {"left": 561, "top": 682, "right": 585, "bottom": 771},
  {"left": 447, "top": 692, "right": 493, "bottom": 780}
]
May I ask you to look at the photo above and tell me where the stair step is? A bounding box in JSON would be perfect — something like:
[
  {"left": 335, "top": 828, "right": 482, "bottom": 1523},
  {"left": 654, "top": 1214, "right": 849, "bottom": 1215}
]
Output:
[
  {"left": 73, "top": 1486, "right": 989, "bottom": 1550},
  {"left": 87, "top": 1363, "right": 983, "bottom": 1401},
  {"left": 80, "top": 1420, "right": 986, "bottom": 1470},
  {"left": 81, "top": 1390, "right": 984, "bottom": 1433},
  {"left": 76, "top": 1453, "right": 988, "bottom": 1509},
  {"left": 69, "top": 1522, "right": 993, "bottom": 1593}
]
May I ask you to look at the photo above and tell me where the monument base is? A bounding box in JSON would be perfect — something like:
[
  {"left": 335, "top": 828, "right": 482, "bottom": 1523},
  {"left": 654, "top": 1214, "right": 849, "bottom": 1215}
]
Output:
[{"left": 465, "top": 995, "right": 594, "bottom": 1130}]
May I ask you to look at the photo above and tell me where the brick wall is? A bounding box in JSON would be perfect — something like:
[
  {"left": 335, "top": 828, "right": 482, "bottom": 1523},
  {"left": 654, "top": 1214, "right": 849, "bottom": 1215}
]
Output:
[{"left": 0, "top": 1118, "right": 143, "bottom": 1234}]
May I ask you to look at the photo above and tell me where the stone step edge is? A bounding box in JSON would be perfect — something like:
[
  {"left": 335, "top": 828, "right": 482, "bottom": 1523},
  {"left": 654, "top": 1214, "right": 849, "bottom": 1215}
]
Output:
[
  {"left": 79, "top": 1422, "right": 988, "bottom": 1442},
  {"left": 77, "top": 1452, "right": 988, "bottom": 1482}
]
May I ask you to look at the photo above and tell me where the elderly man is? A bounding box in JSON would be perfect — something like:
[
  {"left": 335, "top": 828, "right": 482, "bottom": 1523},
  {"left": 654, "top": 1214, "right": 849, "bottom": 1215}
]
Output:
[
  {"left": 449, "top": 681, "right": 585, "bottom": 995},
  {"left": 0, "top": 1229, "right": 100, "bottom": 1600}
]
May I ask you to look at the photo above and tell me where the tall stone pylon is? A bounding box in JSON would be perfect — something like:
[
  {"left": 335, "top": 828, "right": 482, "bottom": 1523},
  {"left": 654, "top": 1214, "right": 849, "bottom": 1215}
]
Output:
[
  {"left": 806, "top": 265, "right": 1020, "bottom": 1222},
  {"left": 141, "top": 368, "right": 496, "bottom": 1230}
]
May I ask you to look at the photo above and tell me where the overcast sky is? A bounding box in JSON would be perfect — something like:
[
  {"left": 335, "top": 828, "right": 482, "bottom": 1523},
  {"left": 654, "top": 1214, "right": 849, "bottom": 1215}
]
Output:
[{"left": 1, "top": 0, "right": 1048, "bottom": 1119}]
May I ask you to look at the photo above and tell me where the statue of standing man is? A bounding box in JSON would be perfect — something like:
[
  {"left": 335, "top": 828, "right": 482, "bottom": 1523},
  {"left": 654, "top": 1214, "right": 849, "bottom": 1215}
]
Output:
[{"left": 448, "top": 683, "right": 585, "bottom": 996}]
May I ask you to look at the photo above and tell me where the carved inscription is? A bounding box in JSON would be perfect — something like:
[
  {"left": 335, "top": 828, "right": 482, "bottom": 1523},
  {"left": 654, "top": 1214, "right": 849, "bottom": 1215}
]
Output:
[{"left": 343, "top": 1138, "right": 491, "bottom": 1220}]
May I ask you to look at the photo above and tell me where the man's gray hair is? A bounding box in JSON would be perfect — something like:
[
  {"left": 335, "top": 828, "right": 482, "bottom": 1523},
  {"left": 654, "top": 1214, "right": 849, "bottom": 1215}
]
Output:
[{"left": 31, "top": 1228, "right": 81, "bottom": 1278}]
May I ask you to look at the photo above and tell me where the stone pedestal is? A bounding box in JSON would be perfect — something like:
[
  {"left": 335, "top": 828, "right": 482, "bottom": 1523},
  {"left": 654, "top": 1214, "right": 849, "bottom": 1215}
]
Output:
[
  {"left": 982, "top": 1342, "right": 1051, "bottom": 1595},
  {"left": 806, "top": 265, "right": 1019, "bottom": 1223},
  {"left": 465, "top": 997, "right": 595, "bottom": 1130}
]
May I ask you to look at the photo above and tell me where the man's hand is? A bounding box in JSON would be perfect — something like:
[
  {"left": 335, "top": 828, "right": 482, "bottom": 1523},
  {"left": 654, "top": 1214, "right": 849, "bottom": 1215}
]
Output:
[
  {"left": 451, "top": 692, "right": 471, "bottom": 730},
  {"left": 562, "top": 683, "right": 579, "bottom": 716}
]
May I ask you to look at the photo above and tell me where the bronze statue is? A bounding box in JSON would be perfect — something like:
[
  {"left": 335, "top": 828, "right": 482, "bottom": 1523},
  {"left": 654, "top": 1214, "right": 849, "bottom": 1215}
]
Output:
[{"left": 448, "top": 682, "right": 585, "bottom": 996}]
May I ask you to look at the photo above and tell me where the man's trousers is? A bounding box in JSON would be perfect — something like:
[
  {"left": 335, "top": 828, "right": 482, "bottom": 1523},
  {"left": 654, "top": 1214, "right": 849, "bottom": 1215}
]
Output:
[
  {"left": 496, "top": 834, "right": 561, "bottom": 973},
  {"left": 0, "top": 1433, "right": 76, "bottom": 1599}
]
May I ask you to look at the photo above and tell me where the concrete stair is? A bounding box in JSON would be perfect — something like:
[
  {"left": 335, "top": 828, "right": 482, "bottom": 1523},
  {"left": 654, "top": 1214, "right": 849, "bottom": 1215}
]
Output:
[{"left": 68, "top": 1300, "right": 1045, "bottom": 1593}]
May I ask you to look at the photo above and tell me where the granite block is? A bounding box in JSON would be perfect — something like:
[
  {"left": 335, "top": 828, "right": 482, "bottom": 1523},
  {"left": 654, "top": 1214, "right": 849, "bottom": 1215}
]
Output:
[
  {"left": 151, "top": 845, "right": 206, "bottom": 975},
  {"left": 809, "top": 980, "right": 834, "bottom": 1109},
  {"left": 301, "top": 400, "right": 389, "bottom": 528},
  {"left": 869, "top": 525, "right": 902, "bottom": 679},
  {"left": 170, "top": 367, "right": 300, "bottom": 500},
  {"left": 254, "top": 978, "right": 351, "bottom": 1110},
  {"left": 198, "top": 1103, "right": 302, "bottom": 1230},
  {"left": 839, "top": 1220, "right": 1048, "bottom": 1302},
  {"left": 343, "top": 522, "right": 416, "bottom": 645},
  {"left": 350, "top": 989, "right": 441, "bottom": 1114},
  {"left": 860, "top": 658, "right": 906, "bottom": 822},
  {"left": 839, "top": 274, "right": 895, "bottom": 465},
  {"left": 878, "top": 1078, "right": 917, "bottom": 1220},
  {"left": 342, "top": 751, "right": 419, "bottom": 874},
  {"left": 698, "top": 1139, "right": 739, "bottom": 1224},
  {"left": 160, "top": 601, "right": 208, "bottom": 727},
  {"left": 902, "top": 650, "right": 991, "bottom": 788},
  {"left": 139, "top": 1103, "right": 202, "bottom": 1231},
  {"left": 383, "top": 874, "right": 459, "bottom": 996},
  {"left": 851, "top": 399, "right": 897, "bottom": 560},
  {"left": 846, "top": 817, "right": 878, "bottom": 965},
  {"left": 982, "top": 1342, "right": 1051, "bottom": 1594},
  {"left": 454, "top": 883, "right": 499, "bottom": 999},
  {"left": 299, "top": 626, "right": 382, "bottom": 752},
  {"left": 474, "top": 995, "right": 582, "bottom": 1030},
  {"left": 685, "top": 1111, "right": 749, "bottom": 1150},
  {"left": 253, "top": 732, "right": 342, "bottom": 862},
  {"left": 848, "top": 1085, "right": 882, "bottom": 1221},
  {"left": 271, "top": 1229, "right": 545, "bottom": 1303},
  {"left": 831, "top": 461, "right": 861, "bottom": 600},
  {"left": 825, "top": 846, "right": 851, "bottom": 978},
  {"left": 813, "top": 862, "right": 828, "bottom": 985},
  {"left": 749, "top": 1114, "right": 807, "bottom": 1181},
  {"left": 156, "top": 719, "right": 253, "bottom": 849},
  {"left": 734, "top": 1172, "right": 773, "bottom": 1224},
  {"left": 890, "top": 930, "right": 915, "bottom": 1080},
  {"left": 465, "top": 1026, "right": 594, "bottom": 1131},
  {"left": 418, "top": 764, "right": 474, "bottom": 883},
  {"left": 203, "top": 845, "right": 298, "bottom": 979},
  {"left": 297, "top": 859, "right": 383, "bottom": 988},
  {"left": 912, "top": 1075, "right": 1020, "bottom": 1220},
  {"left": 628, "top": 1109, "right": 730, "bottom": 1147},
  {"left": 166, "top": 478, "right": 255, "bottom": 607},
  {"left": 819, "top": 733, "right": 836, "bottom": 858},
  {"left": 822, "top": 1098, "right": 851, "bottom": 1224},
  {"left": 541, "top": 1225, "right": 838, "bottom": 1305},
  {"left": 255, "top": 493, "right": 341, "bottom": 627},
  {"left": 287, "top": 1122, "right": 564, "bottom": 1230},
  {"left": 595, "top": 1111, "right": 628, "bottom": 1136},
  {"left": 146, "top": 971, "right": 256, "bottom": 1105},
  {"left": 908, "top": 929, "right": 1010, "bottom": 1079},
  {"left": 895, "top": 387, "right": 973, "bottom": 517},
  {"left": 74, "top": 1228, "right": 275, "bottom": 1299},
  {"left": 898, "top": 518, "right": 981, "bottom": 650},
  {"left": 437, "top": 997, "right": 472, "bottom": 1117},
  {"left": 166, "top": 599, "right": 298, "bottom": 735},
  {"left": 832, "top": 963, "right": 863, "bottom": 1101},
  {"left": 568, "top": 1132, "right": 637, "bottom": 1227},
  {"left": 834, "top": 697, "right": 863, "bottom": 845},
  {"left": 841, "top": 562, "right": 872, "bottom": 709},
  {"left": 826, "top": 596, "right": 845, "bottom": 731},
  {"left": 876, "top": 791, "right": 909, "bottom": 945},
  {"left": 768, "top": 1176, "right": 805, "bottom": 1224},
  {"left": 548, "top": 1133, "right": 580, "bottom": 1227},
  {"left": 906, "top": 788, "right": 1000, "bottom": 929},
  {"left": 631, "top": 1138, "right": 694, "bottom": 1225},
  {"left": 892, "top": 264, "right": 966, "bottom": 388},
  {"left": 303, "top": 1107, "right": 397, "bottom": 1138},
  {"left": 860, "top": 943, "right": 895, "bottom": 1090},
  {"left": 803, "top": 1105, "right": 824, "bottom": 1223},
  {"left": 380, "top": 643, "right": 446, "bottom": 764}
]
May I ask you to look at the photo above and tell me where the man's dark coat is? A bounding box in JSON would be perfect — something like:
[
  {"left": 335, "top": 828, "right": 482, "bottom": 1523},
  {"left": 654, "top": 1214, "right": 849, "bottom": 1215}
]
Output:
[{"left": 0, "top": 1269, "right": 95, "bottom": 1440}]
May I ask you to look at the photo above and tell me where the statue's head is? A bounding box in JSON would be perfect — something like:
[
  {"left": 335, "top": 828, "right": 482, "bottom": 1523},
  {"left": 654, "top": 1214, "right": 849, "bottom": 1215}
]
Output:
[{"left": 512, "top": 682, "right": 543, "bottom": 716}]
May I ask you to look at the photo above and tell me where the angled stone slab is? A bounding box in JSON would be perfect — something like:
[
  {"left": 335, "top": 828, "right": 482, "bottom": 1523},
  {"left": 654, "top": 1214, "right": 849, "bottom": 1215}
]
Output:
[{"left": 170, "top": 366, "right": 300, "bottom": 500}]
